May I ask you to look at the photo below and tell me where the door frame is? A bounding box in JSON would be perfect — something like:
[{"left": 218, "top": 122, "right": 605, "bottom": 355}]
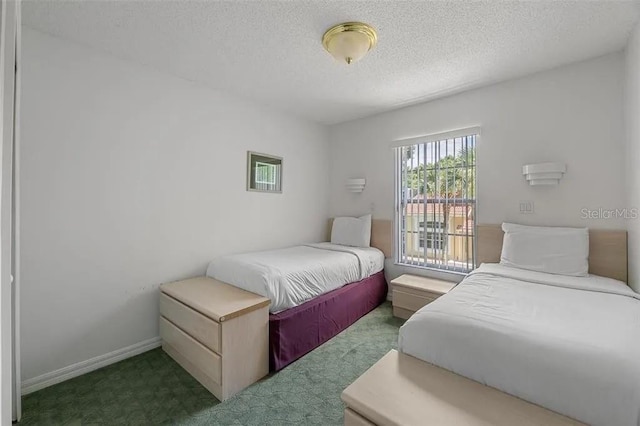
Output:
[
  {"left": 0, "top": 0, "right": 19, "bottom": 423},
  {"left": 12, "top": 0, "right": 21, "bottom": 420}
]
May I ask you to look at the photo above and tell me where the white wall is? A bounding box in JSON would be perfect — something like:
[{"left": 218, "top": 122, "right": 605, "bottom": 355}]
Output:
[
  {"left": 19, "top": 28, "right": 330, "bottom": 383},
  {"left": 329, "top": 53, "right": 626, "bottom": 280},
  {"left": 625, "top": 23, "right": 640, "bottom": 293}
]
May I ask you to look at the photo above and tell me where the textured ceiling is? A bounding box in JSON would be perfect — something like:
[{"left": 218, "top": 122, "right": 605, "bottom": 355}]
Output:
[{"left": 23, "top": 1, "right": 640, "bottom": 124}]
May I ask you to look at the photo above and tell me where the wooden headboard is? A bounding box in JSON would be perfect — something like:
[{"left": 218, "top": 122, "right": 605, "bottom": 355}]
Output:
[
  {"left": 477, "top": 224, "right": 628, "bottom": 283},
  {"left": 327, "top": 218, "right": 393, "bottom": 258}
]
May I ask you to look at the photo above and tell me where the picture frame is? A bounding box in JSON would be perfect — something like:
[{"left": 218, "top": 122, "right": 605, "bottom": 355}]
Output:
[{"left": 246, "top": 151, "right": 283, "bottom": 193}]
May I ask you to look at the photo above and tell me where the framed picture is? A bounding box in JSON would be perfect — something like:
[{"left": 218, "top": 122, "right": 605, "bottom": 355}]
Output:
[{"left": 247, "top": 151, "right": 283, "bottom": 193}]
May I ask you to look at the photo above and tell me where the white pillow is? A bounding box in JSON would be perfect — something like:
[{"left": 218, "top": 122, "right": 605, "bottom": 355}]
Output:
[
  {"left": 500, "top": 222, "right": 589, "bottom": 276},
  {"left": 331, "top": 215, "right": 372, "bottom": 248}
]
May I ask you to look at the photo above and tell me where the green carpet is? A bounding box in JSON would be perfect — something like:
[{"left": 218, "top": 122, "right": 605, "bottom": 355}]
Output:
[{"left": 20, "top": 302, "right": 404, "bottom": 425}]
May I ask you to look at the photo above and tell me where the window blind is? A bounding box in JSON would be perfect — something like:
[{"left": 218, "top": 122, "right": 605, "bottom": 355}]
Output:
[{"left": 394, "top": 130, "right": 478, "bottom": 273}]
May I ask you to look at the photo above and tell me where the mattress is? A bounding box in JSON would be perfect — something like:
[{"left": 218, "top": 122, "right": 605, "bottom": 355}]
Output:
[
  {"left": 206, "top": 242, "right": 384, "bottom": 313},
  {"left": 398, "top": 263, "right": 640, "bottom": 426}
]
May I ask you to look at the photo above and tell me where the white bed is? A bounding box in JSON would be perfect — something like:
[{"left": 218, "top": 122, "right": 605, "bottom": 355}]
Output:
[
  {"left": 206, "top": 242, "right": 384, "bottom": 313},
  {"left": 398, "top": 263, "right": 640, "bottom": 426}
]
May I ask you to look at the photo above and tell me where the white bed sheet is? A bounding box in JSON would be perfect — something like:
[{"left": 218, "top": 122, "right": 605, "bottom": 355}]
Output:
[
  {"left": 398, "top": 263, "right": 640, "bottom": 426},
  {"left": 206, "top": 242, "right": 384, "bottom": 313}
]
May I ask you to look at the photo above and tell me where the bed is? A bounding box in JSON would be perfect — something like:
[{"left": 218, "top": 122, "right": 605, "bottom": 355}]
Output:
[
  {"left": 398, "top": 224, "right": 638, "bottom": 426},
  {"left": 206, "top": 243, "right": 385, "bottom": 313},
  {"left": 207, "top": 218, "right": 393, "bottom": 371}
]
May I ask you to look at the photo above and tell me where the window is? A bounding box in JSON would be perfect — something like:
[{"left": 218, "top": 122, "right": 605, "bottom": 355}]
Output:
[
  {"left": 419, "top": 229, "right": 445, "bottom": 250},
  {"left": 394, "top": 129, "right": 478, "bottom": 273}
]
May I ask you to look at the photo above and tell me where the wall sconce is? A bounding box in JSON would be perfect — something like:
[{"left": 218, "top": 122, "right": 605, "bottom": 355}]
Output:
[
  {"left": 346, "top": 178, "right": 366, "bottom": 193},
  {"left": 522, "top": 163, "right": 566, "bottom": 186}
]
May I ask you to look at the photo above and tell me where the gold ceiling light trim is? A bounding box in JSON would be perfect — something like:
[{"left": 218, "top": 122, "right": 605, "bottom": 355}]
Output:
[{"left": 322, "top": 22, "right": 378, "bottom": 65}]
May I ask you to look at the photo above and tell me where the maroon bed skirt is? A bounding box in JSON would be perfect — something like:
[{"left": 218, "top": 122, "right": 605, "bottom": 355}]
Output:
[{"left": 269, "top": 270, "right": 388, "bottom": 371}]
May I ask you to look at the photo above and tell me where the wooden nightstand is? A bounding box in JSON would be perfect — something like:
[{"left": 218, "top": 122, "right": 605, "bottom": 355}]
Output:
[
  {"left": 391, "top": 274, "right": 456, "bottom": 319},
  {"left": 159, "top": 277, "right": 270, "bottom": 401}
]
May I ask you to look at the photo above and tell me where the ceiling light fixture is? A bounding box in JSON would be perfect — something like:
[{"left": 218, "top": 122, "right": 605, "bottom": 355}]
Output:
[{"left": 322, "top": 22, "right": 377, "bottom": 65}]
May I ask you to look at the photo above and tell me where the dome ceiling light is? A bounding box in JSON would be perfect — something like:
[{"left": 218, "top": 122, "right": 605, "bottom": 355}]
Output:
[{"left": 322, "top": 22, "right": 377, "bottom": 65}]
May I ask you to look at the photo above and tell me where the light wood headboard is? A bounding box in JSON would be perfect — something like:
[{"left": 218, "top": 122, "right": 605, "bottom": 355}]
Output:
[
  {"left": 327, "top": 218, "right": 393, "bottom": 258},
  {"left": 477, "top": 224, "right": 628, "bottom": 283}
]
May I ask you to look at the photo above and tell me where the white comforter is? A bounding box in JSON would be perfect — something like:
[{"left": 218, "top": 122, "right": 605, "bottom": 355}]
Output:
[
  {"left": 206, "top": 243, "right": 384, "bottom": 313},
  {"left": 398, "top": 263, "right": 640, "bottom": 426}
]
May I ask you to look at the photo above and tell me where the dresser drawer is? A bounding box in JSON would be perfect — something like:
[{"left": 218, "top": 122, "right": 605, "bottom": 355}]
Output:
[
  {"left": 392, "top": 289, "right": 436, "bottom": 312},
  {"left": 392, "top": 284, "right": 444, "bottom": 300},
  {"left": 160, "top": 317, "right": 222, "bottom": 384},
  {"left": 160, "top": 293, "right": 220, "bottom": 353}
]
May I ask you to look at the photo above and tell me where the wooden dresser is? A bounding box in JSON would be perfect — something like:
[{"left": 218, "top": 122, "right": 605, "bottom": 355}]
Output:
[
  {"left": 159, "top": 276, "right": 270, "bottom": 401},
  {"left": 391, "top": 274, "right": 456, "bottom": 319}
]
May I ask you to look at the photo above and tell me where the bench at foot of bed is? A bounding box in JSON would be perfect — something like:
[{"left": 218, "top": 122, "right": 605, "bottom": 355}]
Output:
[{"left": 341, "top": 350, "right": 584, "bottom": 426}]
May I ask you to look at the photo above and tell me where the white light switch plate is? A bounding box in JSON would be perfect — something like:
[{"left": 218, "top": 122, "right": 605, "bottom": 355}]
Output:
[{"left": 519, "top": 201, "right": 534, "bottom": 214}]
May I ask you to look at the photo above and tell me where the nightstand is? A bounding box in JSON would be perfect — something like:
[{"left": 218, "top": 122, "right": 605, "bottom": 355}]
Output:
[
  {"left": 159, "top": 277, "right": 270, "bottom": 401},
  {"left": 391, "top": 274, "right": 456, "bottom": 319}
]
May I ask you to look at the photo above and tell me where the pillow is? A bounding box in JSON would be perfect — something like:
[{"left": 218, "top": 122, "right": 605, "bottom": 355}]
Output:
[
  {"left": 500, "top": 222, "right": 589, "bottom": 276},
  {"left": 331, "top": 214, "right": 372, "bottom": 248}
]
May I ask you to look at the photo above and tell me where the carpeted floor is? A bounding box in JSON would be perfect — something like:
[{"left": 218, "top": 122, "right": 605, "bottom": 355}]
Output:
[{"left": 19, "top": 302, "right": 404, "bottom": 425}]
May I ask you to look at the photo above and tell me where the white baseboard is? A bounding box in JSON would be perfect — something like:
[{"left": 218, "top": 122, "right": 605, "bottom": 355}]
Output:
[{"left": 21, "top": 336, "right": 162, "bottom": 395}]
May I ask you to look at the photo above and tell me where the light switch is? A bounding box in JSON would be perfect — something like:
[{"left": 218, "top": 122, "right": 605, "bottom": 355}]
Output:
[{"left": 519, "top": 201, "right": 534, "bottom": 214}]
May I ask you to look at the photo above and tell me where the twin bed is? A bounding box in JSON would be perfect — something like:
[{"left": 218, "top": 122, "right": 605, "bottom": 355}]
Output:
[
  {"left": 206, "top": 218, "right": 392, "bottom": 371},
  {"left": 397, "top": 224, "right": 640, "bottom": 426}
]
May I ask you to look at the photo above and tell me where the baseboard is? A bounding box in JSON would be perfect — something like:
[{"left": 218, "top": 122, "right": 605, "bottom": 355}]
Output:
[{"left": 21, "top": 336, "right": 162, "bottom": 395}]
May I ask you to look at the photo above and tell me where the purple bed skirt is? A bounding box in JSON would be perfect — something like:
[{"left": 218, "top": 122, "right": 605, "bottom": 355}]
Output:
[{"left": 269, "top": 270, "right": 388, "bottom": 371}]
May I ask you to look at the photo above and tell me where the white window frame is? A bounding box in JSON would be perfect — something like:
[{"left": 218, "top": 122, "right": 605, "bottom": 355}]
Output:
[{"left": 393, "top": 127, "right": 479, "bottom": 274}]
